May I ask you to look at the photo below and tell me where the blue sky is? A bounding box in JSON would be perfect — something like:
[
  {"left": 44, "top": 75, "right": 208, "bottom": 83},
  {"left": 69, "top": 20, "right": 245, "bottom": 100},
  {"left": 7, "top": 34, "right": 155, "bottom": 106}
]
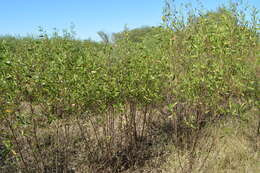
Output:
[{"left": 0, "top": 0, "right": 259, "bottom": 40}]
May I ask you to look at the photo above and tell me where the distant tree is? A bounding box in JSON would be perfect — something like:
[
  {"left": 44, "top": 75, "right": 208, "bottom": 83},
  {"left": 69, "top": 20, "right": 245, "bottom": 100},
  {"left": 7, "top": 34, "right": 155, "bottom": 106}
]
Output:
[
  {"left": 97, "top": 31, "right": 111, "bottom": 44},
  {"left": 112, "top": 26, "right": 163, "bottom": 43}
]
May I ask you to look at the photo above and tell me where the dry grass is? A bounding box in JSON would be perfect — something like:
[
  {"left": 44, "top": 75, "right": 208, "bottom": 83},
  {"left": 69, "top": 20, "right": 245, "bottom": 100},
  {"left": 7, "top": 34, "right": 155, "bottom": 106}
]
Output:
[
  {"left": 162, "top": 108, "right": 260, "bottom": 173},
  {"left": 1, "top": 104, "right": 259, "bottom": 173}
]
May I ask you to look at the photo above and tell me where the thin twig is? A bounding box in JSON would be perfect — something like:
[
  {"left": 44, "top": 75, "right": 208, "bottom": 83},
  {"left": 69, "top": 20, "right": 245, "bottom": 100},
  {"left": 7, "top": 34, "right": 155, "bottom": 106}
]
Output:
[{"left": 5, "top": 117, "right": 30, "bottom": 173}]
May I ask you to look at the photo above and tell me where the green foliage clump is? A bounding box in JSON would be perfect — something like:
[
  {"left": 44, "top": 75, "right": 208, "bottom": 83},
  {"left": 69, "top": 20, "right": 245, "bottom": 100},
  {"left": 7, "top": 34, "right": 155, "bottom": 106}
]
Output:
[{"left": 163, "top": 3, "right": 259, "bottom": 125}]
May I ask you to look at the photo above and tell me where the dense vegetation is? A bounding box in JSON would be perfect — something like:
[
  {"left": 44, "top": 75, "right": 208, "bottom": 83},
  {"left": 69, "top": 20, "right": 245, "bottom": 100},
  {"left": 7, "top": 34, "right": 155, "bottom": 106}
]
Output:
[{"left": 0, "top": 1, "right": 259, "bottom": 172}]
